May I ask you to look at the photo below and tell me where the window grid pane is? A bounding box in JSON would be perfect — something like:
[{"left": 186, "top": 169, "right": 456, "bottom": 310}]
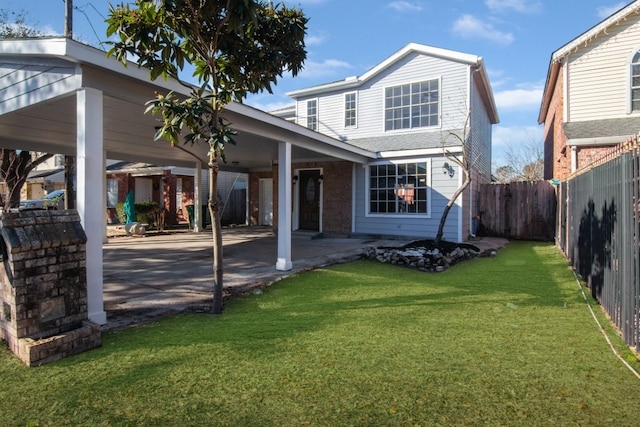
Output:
[
  {"left": 345, "top": 93, "right": 357, "bottom": 127},
  {"left": 369, "top": 162, "right": 428, "bottom": 214},
  {"left": 307, "top": 100, "right": 317, "bottom": 130},
  {"left": 632, "top": 60, "right": 640, "bottom": 112},
  {"left": 384, "top": 79, "right": 439, "bottom": 130}
]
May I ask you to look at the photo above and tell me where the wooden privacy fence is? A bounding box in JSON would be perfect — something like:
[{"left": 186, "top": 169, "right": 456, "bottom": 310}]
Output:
[{"left": 478, "top": 181, "right": 556, "bottom": 241}]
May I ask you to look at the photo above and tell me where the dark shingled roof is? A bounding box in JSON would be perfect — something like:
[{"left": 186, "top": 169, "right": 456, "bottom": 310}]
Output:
[
  {"left": 345, "top": 129, "right": 463, "bottom": 152},
  {"left": 564, "top": 117, "right": 640, "bottom": 140}
]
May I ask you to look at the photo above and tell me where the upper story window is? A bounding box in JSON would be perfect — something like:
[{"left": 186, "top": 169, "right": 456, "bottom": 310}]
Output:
[
  {"left": 306, "top": 99, "right": 317, "bottom": 130},
  {"left": 384, "top": 79, "right": 439, "bottom": 131},
  {"left": 368, "top": 161, "right": 429, "bottom": 215},
  {"left": 345, "top": 92, "right": 357, "bottom": 128},
  {"left": 632, "top": 51, "right": 640, "bottom": 112}
]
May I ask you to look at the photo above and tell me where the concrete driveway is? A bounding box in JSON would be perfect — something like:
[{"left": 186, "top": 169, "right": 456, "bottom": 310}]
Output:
[{"left": 102, "top": 227, "right": 408, "bottom": 330}]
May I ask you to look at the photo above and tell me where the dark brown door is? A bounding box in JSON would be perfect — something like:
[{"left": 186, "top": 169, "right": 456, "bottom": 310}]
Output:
[{"left": 299, "top": 170, "right": 320, "bottom": 231}]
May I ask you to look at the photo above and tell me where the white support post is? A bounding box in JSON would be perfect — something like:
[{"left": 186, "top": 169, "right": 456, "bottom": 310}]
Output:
[
  {"left": 194, "top": 161, "right": 202, "bottom": 232},
  {"left": 276, "top": 142, "right": 293, "bottom": 271},
  {"left": 77, "top": 88, "right": 107, "bottom": 325},
  {"left": 102, "top": 150, "right": 108, "bottom": 243}
]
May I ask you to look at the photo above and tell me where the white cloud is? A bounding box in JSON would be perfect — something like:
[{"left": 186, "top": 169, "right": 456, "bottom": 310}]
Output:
[
  {"left": 494, "top": 86, "right": 543, "bottom": 110},
  {"left": 485, "top": 0, "right": 542, "bottom": 14},
  {"left": 492, "top": 125, "right": 543, "bottom": 149},
  {"left": 451, "top": 15, "right": 514, "bottom": 46},
  {"left": 299, "top": 58, "right": 353, "bottom": 79},
  {"left": 597, "top": 2, "right": 628, "bottom": 19},
  {"left": 305, "top": 34, "right": 327, "bottom": 46},
  {"left": 245, "top": 97, "right": 295, "bottom": 114},
  {"left": 387, "top": 1, "right": 424, "bottom": 12},
  {"left": 491, "top": 125, "right": 544, "bottom": 167}
]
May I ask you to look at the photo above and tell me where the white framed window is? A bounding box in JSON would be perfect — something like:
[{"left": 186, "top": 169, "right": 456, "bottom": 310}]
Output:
[
  {"left": 106, "top": 179, "right": 118, "bottom": 208},
  {"left": 344, "top": 92, "right": 357, "bottom": 128},
  {"left": 384, "top": 79, "right": 439, "bottom": 131},
  {"left": 176, "top": 177, "right": 183, "bottom": 211},
  {"left": 367, "top": 160, "right": 431, "bottom": 216},
  {"left": 632, "top": 51, "right": 640, "bottom": 112},
  {"left": 306, "top": 99, "right": 317, "bottom": 130}
]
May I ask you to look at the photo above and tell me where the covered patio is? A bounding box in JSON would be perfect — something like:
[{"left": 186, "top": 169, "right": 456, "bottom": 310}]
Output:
[{"left": 0, "top": 37, "right": 374, "bottom": 325}]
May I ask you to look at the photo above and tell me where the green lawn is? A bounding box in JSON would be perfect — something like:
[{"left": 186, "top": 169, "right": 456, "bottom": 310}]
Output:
[{"left": 1, "top": 241, "right": 639, "bottom": 426}]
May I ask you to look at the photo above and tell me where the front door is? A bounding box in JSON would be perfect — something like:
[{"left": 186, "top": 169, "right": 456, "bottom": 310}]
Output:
[{"left": 299, "top": 169, "right": 321, "bottom": 231}]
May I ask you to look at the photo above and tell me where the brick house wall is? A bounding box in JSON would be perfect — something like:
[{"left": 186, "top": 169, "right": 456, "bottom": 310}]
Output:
[
  {"left": 248, "top": 171, "right": 273, "bottom": 226},
  {"left": 105, "top": 172, "right": 194, "bottom": 225},
  {"left": 542, "top": 69, "right": 571, "bottom": 180},
  {"left": 248, "top": 160, "right": 353, "bottom": 236}
]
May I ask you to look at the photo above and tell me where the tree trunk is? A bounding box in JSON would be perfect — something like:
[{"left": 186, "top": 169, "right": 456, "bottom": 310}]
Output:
[
  {"left": 209, "top": 156, "right": 224, "bottom": 314},
  {"left": 434, "top": 169, "right": 471, "bottom": 247},
  {"left": 0, "top": 150, "right": 54, "bottom": 210},
  {"left": 64, "top": 155, "right": 76, "bottom": 209}
]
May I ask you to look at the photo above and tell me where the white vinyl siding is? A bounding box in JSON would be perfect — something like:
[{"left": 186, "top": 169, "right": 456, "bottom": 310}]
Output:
[
  {"left": 567, "top": 17, "right": 640, "bottom": 121},
  {"left": 294, "top": 52, "right": 469, "bottom": 140},
  {"left": 469, "top": 81, "right": 492, "bottom": 181}
]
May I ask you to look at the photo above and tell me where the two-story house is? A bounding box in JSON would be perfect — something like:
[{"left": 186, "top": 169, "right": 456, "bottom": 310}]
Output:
[
  {"left": 260, "top": 43, "right": 499, "bottom": 242},
  {"left": 539, "top": 0, "right": 640, "bottom": 180}
]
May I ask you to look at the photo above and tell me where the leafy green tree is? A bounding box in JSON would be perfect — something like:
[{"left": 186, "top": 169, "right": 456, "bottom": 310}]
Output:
[
  {"left": 0, "top": 10, "right": 55, "bottom": 209},
  {"left": 0, "top": 9, "right": 42, "bottom": 38},
  {"left": 106, "top": 0, "right": 308, "bottom": 313}
]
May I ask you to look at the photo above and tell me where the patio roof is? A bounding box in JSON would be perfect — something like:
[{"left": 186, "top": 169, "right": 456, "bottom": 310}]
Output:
[{"left": 0, "top": 37, "right": 375, "bottom": 170}]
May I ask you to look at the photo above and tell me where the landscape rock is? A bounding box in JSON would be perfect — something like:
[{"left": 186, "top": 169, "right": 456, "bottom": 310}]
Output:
[{"left": 363, "top": 239, "right": 489, "bottom": 273}]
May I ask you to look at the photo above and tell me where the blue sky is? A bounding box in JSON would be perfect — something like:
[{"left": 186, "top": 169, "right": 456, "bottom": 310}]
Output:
[{"left": 4, "top": 0, "right": 634, "bottom": 167}]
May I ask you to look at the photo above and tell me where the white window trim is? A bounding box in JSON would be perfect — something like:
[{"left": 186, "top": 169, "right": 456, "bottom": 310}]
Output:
[
  {"left": 627, "top": 46, "right": 640, "bottom": 115},
  {"left": 365, "top": 158, "right": 432, "bottom": 219},
  {"left": 306, "top": 98, "right": 318, "bottom": 131},
  {"left": 344, "top": 91, "right": 358, "bottom": 129},
  {"left": 381, "top": 77, "right": 442, "bottom": 133}
]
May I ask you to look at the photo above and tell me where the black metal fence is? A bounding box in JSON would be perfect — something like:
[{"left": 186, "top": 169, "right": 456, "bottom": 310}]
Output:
[{"left": 557, "top": 139, "right": 640, "bottom": 350}]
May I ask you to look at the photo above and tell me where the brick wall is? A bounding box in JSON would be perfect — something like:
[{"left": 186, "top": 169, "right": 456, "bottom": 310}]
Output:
[
  {"left": 248, "top": 171, "right": 273, "bottom": 226},
  {"left": 248, "top": 161, "right": 353, "bottom": 236},
  {"left": 542, "top": 68, "right": 571, "bottom": 180},
  {"left": 0, "top": 210, "right": 101, "bottom": 366}
]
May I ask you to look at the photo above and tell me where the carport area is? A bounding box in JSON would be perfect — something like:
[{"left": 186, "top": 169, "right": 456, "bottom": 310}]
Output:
[
  {"left": 102, "top": 227, "right": 409, "bottom": 331},
  {"left": 0, "top": 38, "right": 374, "bottom": 326}
]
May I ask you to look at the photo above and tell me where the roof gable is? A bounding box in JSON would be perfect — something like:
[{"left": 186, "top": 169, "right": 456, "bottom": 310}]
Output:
[
  {"left": 539, "top": 0, "right": 640, "bottom": 122},
  {"left": 552, "top": 1, "right": 640, "bottom": 62},
  {"left": 287, "top": 43, "right": 482, "bottom": 98}
]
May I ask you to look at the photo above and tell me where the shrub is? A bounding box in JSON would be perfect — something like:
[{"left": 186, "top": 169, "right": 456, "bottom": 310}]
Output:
[{"left": 115, "top": 201, "right": 160, "bottom": 228}]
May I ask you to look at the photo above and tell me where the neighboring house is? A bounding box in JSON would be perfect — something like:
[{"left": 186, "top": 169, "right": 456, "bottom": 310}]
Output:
[
  {"left": 264, "top": 42, "right": 498, "bottom": 242},
  {"left": 106, "top": 162, "right": 247, "bottom": 226},
  {"left": 25, "top": 157, "right": 248, "bottom": 226},
  {"left": 539, "top": 0, "right": 640, "bottom": 180}
]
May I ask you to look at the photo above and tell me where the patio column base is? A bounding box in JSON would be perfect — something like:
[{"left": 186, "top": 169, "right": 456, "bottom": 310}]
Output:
[{"left": 275, "top": 258, "right": 292, "bottom": 271}]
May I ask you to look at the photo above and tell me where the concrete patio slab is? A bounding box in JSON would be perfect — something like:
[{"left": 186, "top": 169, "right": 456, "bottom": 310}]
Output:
[{"left": 101, "top": 226, "right": 507, "bottom": 331}]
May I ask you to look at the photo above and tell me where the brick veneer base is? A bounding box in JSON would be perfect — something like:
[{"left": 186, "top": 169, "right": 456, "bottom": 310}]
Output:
[{"left": 0, "top": 210, "right": 101, "bottom": 367}]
